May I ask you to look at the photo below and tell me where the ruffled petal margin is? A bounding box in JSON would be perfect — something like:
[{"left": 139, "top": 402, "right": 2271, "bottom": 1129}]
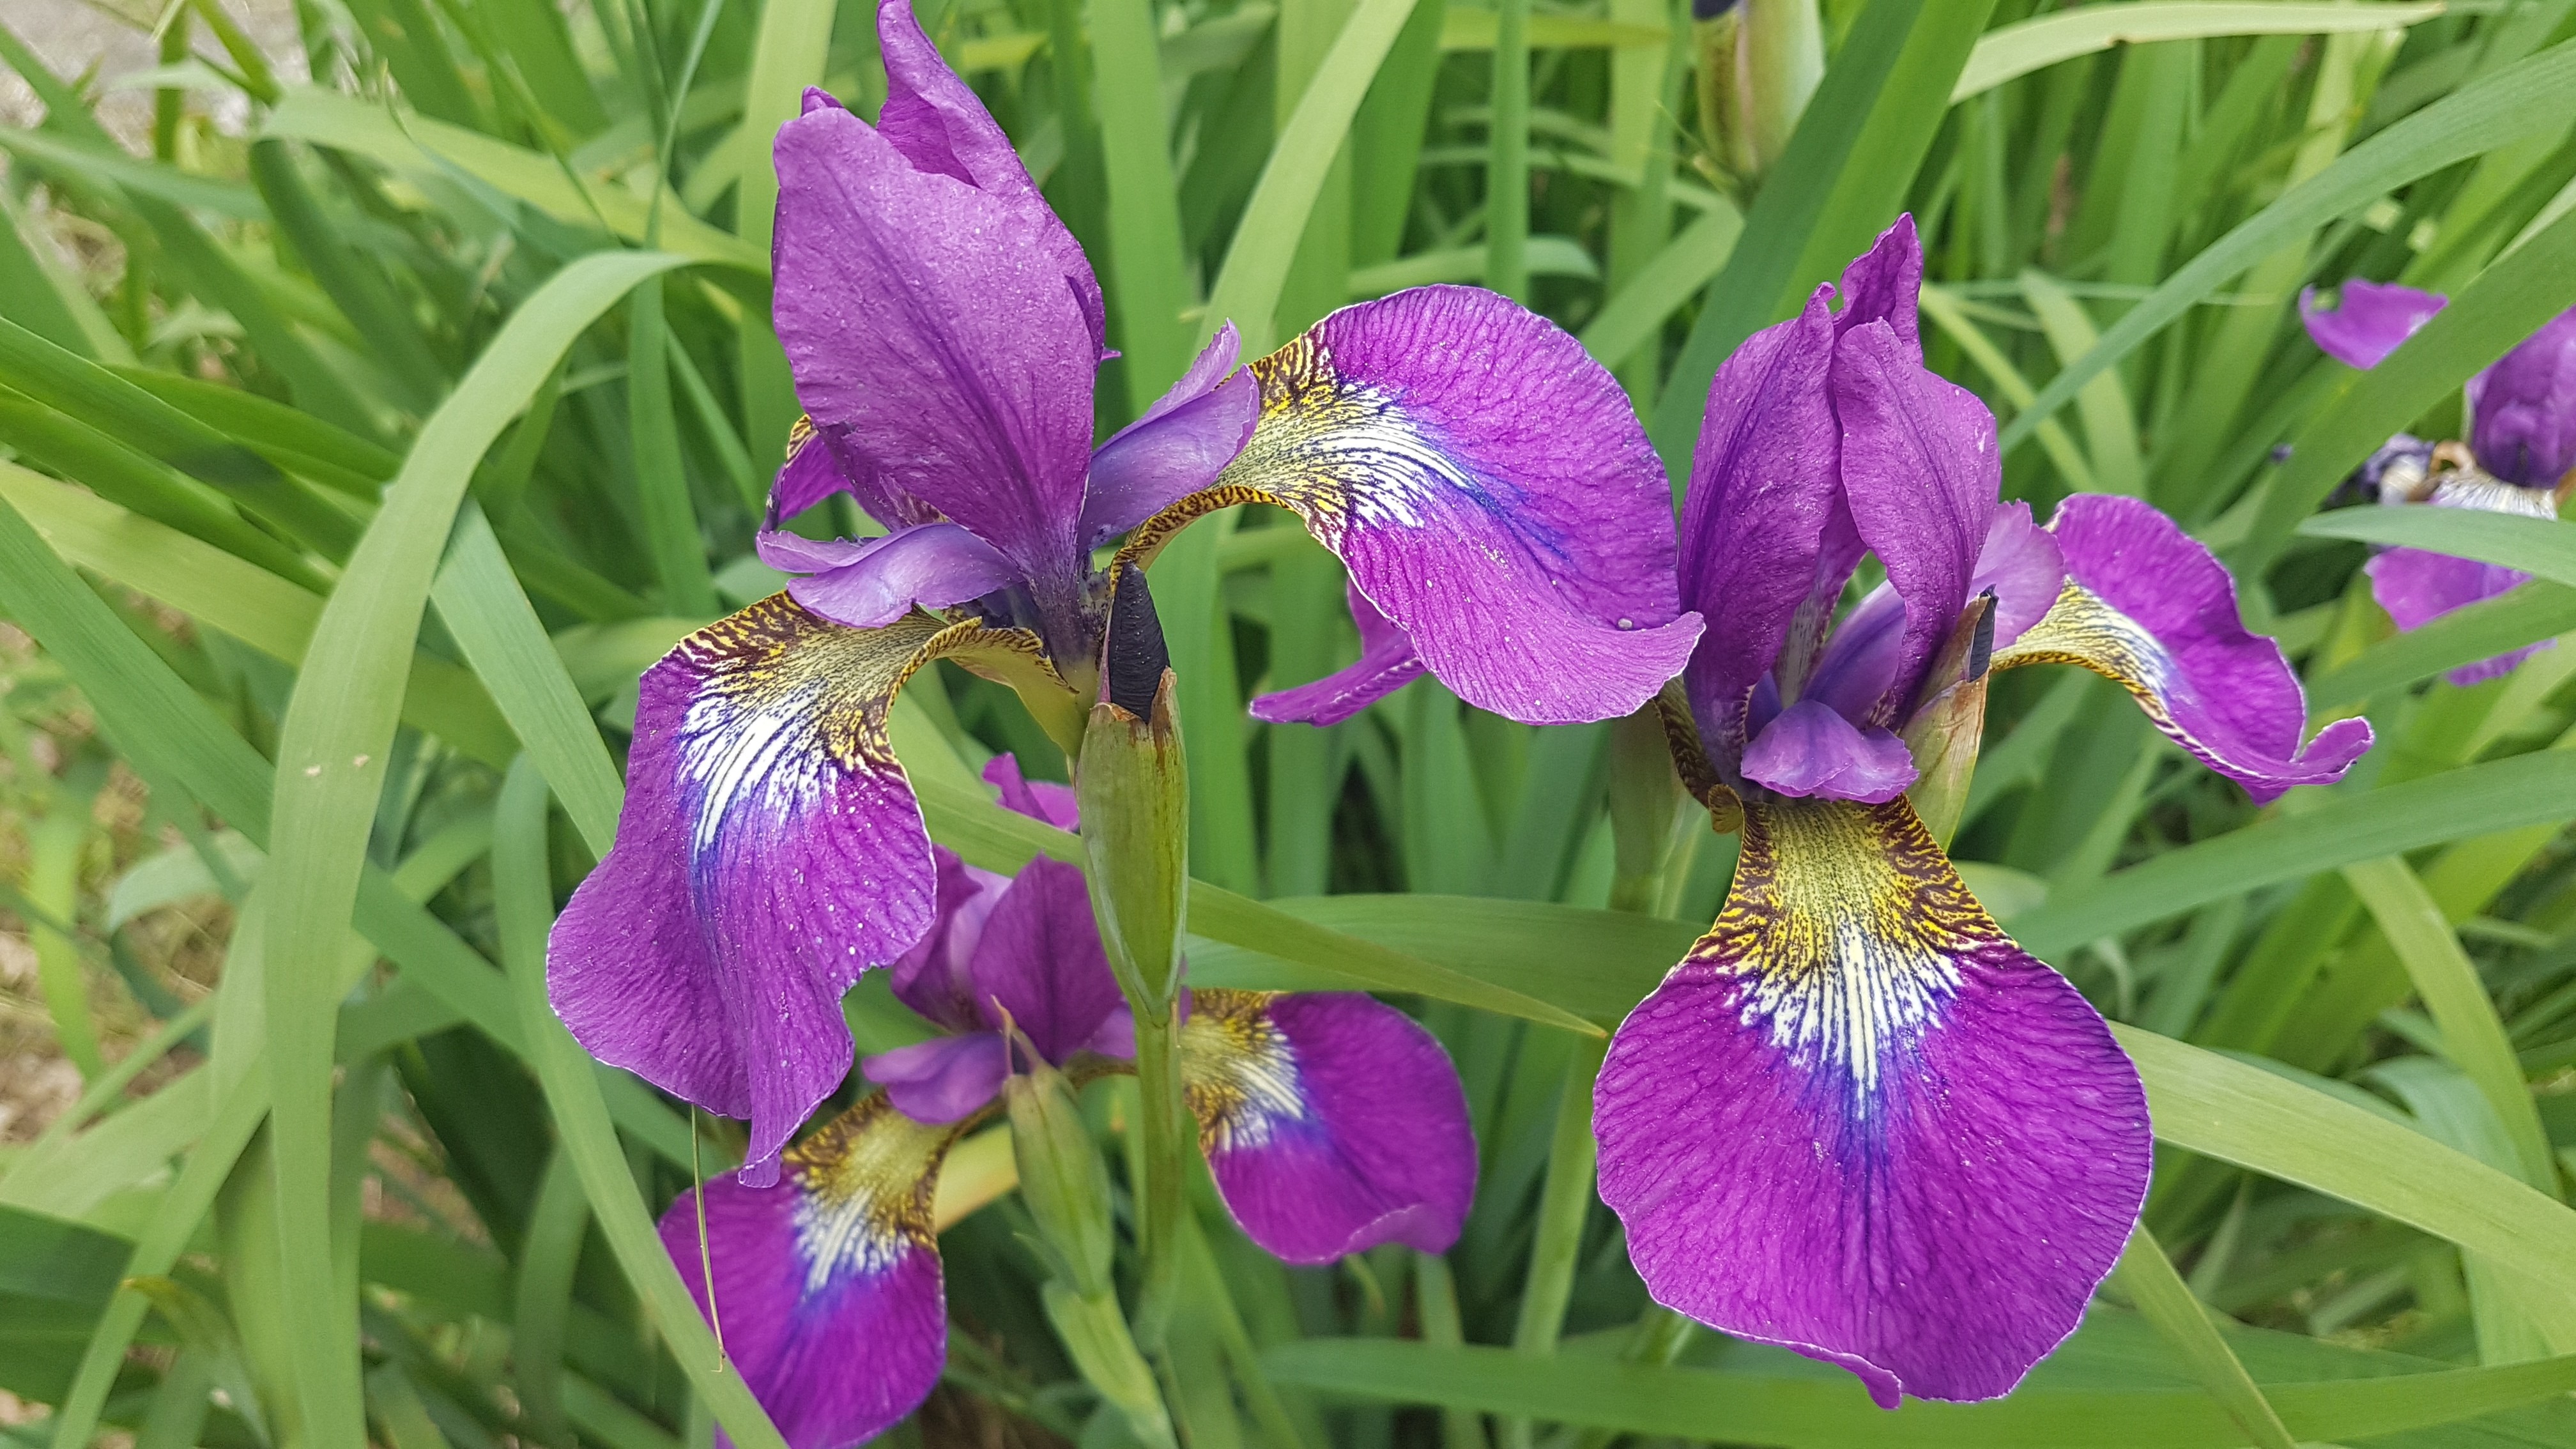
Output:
[
  {"left": 1131, "top": 286, "right": 1702, "bottom": 726},
  {"left": 1992, "top": 494, "right": 2371, "bottom": 805},
  {"left": 1595, "top": 797, "right": 2150, "bottom": 1407},
  {"left": 547, "top": 595, "right": 1056, "bottom": 1180},
  {"left": 661, "top": 1092, "right": 960, "bottom": 1448},
  {"left": 1179, "top": 990, "right": 1476, "bottom": 1263}
]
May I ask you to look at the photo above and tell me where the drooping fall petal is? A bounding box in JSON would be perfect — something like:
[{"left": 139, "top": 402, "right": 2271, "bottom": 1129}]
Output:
[
  {"left": 660, "top": 1094, "right": 960, "bottom": 1448},
  {"left": 1595, "top": 797, "right": 2150, "bottom": 1407},
  {"left": 1993, "top": 494, "right": 2372, "bottom": 805},
  {"left": 1180, "top": 989, "right": 1476, "bottom": 1263},
  {"left": 547, "top": 597, "right": 1051, "bottom": 1179},
  {"left": 1137, "top": 285, "right": 1702, "bottom": 726}
]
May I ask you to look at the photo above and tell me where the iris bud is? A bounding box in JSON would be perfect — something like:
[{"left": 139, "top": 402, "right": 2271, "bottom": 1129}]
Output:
[
  {"left": 1078, "top": 564, "right": 1189, "bottom": 1020},
  {"left": 1004, "top": 1050, "right": 1116, "bottom": 1297},
  {"left": 1901, "top": 591, "right": 1997, "bottom": 848},
  {"left": 1694, "top": 0, "right": 1825, "bottom": 190}
]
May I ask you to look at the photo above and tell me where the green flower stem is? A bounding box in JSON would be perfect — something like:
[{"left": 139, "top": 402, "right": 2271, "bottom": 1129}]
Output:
[
  {"left": 1129, "top": 1007, "right": 1192, "bottom": 1343},
  {"left": 1043, "top": 1281, "right": 1180, "bottom": 1449}
]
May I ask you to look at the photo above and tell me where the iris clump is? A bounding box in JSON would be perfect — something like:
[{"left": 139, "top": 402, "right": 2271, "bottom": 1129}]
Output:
[{"left": 545, "top": 0, "right": 1701, "bottom": 1184}]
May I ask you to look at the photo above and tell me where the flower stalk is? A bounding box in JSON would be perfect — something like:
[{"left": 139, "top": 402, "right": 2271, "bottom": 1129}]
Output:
[
  {"left": 1008, "top": 1049, "right": 1177, "bottom": 1449},
  {"left": 1077, "top": 562, "right": 1193, "bottom": 1331}
]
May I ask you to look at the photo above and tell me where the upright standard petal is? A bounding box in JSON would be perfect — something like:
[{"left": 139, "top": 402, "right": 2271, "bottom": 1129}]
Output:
[
  {"left": 2299, "top": 279, "right": 2446, "bottom": 370},
  {"left": 889, "top": 848, "right": 1004, "bottom": 1033},
  {"left": 866, "top": 0, "right": 1105, "bottom": 353},
  {"left": 1180, "top": 990, "right": 1476, "bottom": 1263},
  {"left": 548, "top": 596, "right": 1052, "bottom": 1177},
  {"left": 1249, "top": 581, "right": 1424, "bottom": 726},
  {"left": 1680, "top": 286, "right": 1842, "bottom": 756},
  {"left": 1991, "top": 494, "right": 2372, "bottom": 804},
  {"left": 661, "top": 1094, "right": 959, "bottom": 1448},
  {"left": 1595, "top": 797, "right": 2150, "bottom": 1407},
  {"left": 1131, "top": 286, "right": 1703, "bottom": 726},
  {"left": 965, "top": 856, "right": 1123, "bottom": 1064},
  {"left": 1082, "top": 326, "right": 1261, "bottom": 546},
  {"left": 772, "top": 99, "right": 1094, "bottom": 595},
  {"left": 2467, "top": 305, "right": 2576, "bottom": 486},
  {"left": 1831, "top": 320, "right": 2000, "bottom": 725}
]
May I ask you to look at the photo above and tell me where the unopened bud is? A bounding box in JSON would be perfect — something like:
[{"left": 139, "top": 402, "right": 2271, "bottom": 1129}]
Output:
[
  {"left": 1694, "top": 0, "right": 1824, "bottom": 189},
  {"left": 1078, "top": 564, "right": 1189, "bottom": 1018},
  {"left": 1004, "top": 1053, "right": 1116, "bottom": 1297}
]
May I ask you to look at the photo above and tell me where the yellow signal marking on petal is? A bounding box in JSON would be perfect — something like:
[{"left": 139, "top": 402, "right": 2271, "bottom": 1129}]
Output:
[
  {"left": 786, "top": 1092, "right": 970, "bottom": 1294},
  {"left": 1179, "top": 989, "right": 1310, "bottom": 1154},
  {"left": 1989, "top": 581, "right": 2187, "bottom": 742},
  {"left": 1695, "top": 799, "right": 2010, "bottom": 1105},
  {"left": 1111, "top": 323, "right": 1497, "bottom": 578},
  {"left": 674, "top": 598, "right": 1064, "bottom": 847}
]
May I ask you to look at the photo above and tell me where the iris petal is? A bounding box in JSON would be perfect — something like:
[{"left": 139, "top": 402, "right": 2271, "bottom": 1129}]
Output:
[
  {"left": 1130, "top": 286, "right": 1702, "bottom": 726},
  {"left": 1739, "top": 698, "right": 1916, "bottom": 803},
  {"left": 546, "top": 595, "right": 1058, "bottom": 1177},
  {"left": 1180, "top": 989, "right": 1476, "bottom": 1263},
  {"left": 965, "top": 857, "right": 1123, "bottom": 1065},
  {"left": 1832, "top": 318, "right": 2000, "bottom": 725},
  {"left": 661, "top": 1092, "right": 960, "bottom": 1449},
  {"left": 2467, "top": 305, "right": 2576, "bottom": 486},
  {"left": 1595, "top": 797, "right": 2150, "bottom": 1407},
  {"left": 866, "top": 0, "right": 1105, "bottom": 354},
  {"left": 771, "top": 76, "right": 1094, "bottom": 596},
  {"left": 774, "top": 523, "right": 1020, "bottom": 630},
  {"left": 1992, "top": 494, "right": 2372, "bottom": 804},
  {"left": 2298, "top": 279, "right": 2445, "bottom": 371},
  {"left": 2367, "top": 546, "right": 2549, "bottom": 685},
  {"left": 1249, "top": 581, "right": 1424, "bottom": 726},
  {"left": 1082, "top": 325, "right": 1261, "bottom": 547}
]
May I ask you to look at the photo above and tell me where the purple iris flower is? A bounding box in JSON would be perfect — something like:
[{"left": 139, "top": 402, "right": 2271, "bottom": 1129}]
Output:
[
  {"left": 658, "top": 757, "right": 1475, "bottom": 1449},
  {"left": 2300, "top": 280, "right": 2576, "bottom": 683},
  {"left": 1586, "top": 220, "right": 2372, "bottom": 1408},
  {"left": 546, "top": 0, "right": 1701, "bottom": 1183}
]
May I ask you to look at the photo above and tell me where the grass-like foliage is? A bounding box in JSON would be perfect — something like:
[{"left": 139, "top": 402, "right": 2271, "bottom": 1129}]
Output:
[{"left": 3, "top": 0, "right": 2576, "bottom": 1445}]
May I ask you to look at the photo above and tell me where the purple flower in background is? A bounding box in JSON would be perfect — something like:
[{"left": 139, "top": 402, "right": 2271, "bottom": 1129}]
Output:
[
  {"left": 546, "top": 0, "right": 1701, "bottom": 1183},
  {"left": 659, "top": 758, "right": 1475, "bottom": 1449},
  {"left": 2300, "top": 280, "right": 2576, "bottom": 683},
  {"left": 1590, "top": 219, "right": 2372, "bottom": 1408}
]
